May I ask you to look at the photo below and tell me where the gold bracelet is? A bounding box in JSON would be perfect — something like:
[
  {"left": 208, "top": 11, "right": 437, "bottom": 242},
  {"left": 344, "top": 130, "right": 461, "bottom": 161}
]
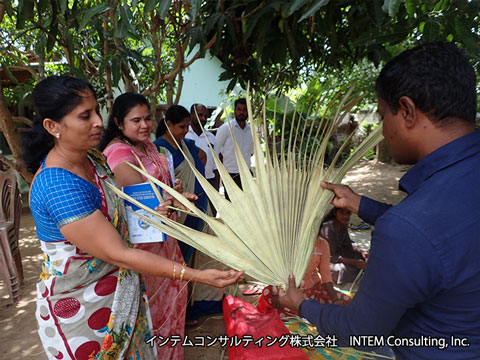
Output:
[
  {"left": 173, "top": 264, "right": 177, "bottom": 280},
  {"left": 179, "top": 263, "right": 187, "bottom": 282}
]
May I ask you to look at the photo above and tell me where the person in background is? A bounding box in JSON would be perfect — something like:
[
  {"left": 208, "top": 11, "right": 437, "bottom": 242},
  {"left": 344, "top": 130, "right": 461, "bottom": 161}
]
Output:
[
  {"left": 99, "top": 92, "right": 188, "bottom": 360},
  {"left": 261, "top": 235, "right": 350, "bottom": 318},
  {"left": 277, "top": 41, "right": 480, "bottom": 359},
  {"left": 24, "top": 76, "right": 243, "bottom": 360},
  {"left": 303, "top": 236, "right": 351, "bottom": 305},
  {"left": 320, "top": 207, "right": 368, "bottom": 285},
  {"left": 154, "top": 105, "right": 228, "bottom": 326},
  {"left": 215, "top": 98, "right": 253, "bottom": 200},
  {"left": 153, "top": 105, "right": 208, "bottom": 263},
  {"left": 186, "top": 103, "right": 220, "bottom": 215}
]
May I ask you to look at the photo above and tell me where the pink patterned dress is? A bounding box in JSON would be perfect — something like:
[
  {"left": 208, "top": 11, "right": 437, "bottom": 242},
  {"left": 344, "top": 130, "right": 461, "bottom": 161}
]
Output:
[{"left": 103, "top": 140, "right": 187, "bottom": 360}]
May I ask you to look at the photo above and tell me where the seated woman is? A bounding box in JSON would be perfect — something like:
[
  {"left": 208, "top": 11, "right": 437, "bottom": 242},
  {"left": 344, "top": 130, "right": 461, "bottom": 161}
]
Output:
[
  {"left": 99, "top": 92, "right": 188, "bottom": 360},
  {"left": 303, "top": 236, "right": 352, "bottom": 305},
  {"left": 260, "top": 235, "right": 350, "bottom": 318},
  {"left": 320, "top": 207, "right": 368, "bottom": 285},
  {"left": 25, "top": 76, "right": 243, "bottom": 360}
]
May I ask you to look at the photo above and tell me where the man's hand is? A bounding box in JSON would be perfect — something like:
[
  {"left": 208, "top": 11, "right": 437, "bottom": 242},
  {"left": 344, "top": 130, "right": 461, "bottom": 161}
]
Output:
[
  {"left": 275, "top": 275, "right": 306, "bottom": 314},
  {"left": 321, "top": 182, "right": 362, "bottom": 214}
]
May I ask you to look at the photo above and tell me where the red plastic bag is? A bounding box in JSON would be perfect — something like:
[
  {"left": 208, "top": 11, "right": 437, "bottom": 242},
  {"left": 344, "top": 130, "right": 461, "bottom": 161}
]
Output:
[{"left": 223, "top": 295, "right": 308, "bottom": 360}]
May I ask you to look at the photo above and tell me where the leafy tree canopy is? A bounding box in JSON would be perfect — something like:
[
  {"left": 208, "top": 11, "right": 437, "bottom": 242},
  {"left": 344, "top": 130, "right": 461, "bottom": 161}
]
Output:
[{"left": 188, "top": 0, "right": 480, "bottom": 93}]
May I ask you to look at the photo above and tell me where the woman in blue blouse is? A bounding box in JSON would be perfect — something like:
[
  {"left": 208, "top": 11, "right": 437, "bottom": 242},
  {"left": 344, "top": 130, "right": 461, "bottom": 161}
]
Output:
[
  {"left": 154, "top": 105, "right": 224, "bottom": 325},
  {"left": 23, "top": 76, "right": 243, "bottom": 360},
  {"left": 154, "top": 105, "right": 209, "bottom": 263}
]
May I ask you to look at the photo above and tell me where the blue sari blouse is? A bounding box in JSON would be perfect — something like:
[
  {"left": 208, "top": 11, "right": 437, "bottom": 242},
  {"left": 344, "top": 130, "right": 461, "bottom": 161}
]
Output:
[
  {"left": 153, "top": 137, "right": 208, "bottom": 231},
  {"left": 30, "top": 162, "right": 101, "bottom": 242}
]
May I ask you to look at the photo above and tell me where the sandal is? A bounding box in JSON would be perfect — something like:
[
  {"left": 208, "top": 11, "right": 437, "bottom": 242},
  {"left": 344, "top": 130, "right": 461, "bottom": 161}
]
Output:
[{"left": 350, "top": 223, "right": 371, "bottom": 230}]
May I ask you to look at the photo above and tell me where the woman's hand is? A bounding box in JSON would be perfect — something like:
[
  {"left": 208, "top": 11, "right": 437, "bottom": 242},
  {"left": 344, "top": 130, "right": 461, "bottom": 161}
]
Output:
[
  {"left": 162, "top": 193, "right": 198, "bottom": 216},
  {"left": 199, "top": 269, "right": 245, "bottom": 288},
  {"left": 354, "top": 259, "right": 367, "bottom": 270},
  {"left": 154, "top": 199, "right": 174, "bottom": 217},
  {"left": 165, "top": 192, "right": 198, "bottom": 213},
  {"left": 274, "top": 275, "right": 306, "bottom": 314},
  {"left": 174, "top": 179, "right": 183, "bottom": 193}
]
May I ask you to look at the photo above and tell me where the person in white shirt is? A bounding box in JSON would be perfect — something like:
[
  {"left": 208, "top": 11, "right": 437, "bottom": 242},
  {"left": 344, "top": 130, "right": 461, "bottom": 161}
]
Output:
[
  {"left": 215, "top": 98, "right": 254, "bottom": 200},
  {"left": 186, "top": 104, "right": 220, "bottom": 215}
]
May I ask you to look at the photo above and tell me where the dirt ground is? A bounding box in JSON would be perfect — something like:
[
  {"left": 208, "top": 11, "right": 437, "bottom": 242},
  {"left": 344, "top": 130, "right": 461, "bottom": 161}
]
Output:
[{"left": 0, "top": 160, "right": 408, "bottom": 359}]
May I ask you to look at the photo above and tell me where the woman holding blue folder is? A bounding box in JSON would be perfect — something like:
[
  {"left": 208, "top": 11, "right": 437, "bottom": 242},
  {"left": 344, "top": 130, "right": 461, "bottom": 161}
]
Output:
[{"left": 100, "top": 92, "right": 196, "bottom": 360}]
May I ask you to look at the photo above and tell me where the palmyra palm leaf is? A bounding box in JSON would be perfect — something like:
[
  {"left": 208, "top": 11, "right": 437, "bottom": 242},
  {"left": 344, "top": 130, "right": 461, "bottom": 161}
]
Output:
[{"left": 106, "top": 87, "right": 383, "bottom": 287}]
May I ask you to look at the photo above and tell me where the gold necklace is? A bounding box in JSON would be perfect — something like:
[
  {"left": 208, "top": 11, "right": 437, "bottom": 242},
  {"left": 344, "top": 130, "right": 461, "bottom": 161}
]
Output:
[{"left": 55, "top": 147, "right": 96, "bottom": 185}]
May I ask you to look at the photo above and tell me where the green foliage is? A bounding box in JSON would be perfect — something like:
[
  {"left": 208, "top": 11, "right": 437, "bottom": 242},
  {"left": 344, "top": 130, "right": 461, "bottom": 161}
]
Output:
[
  {"left": 1, "top": 0, "right": 202, "bottom": 112},
  {"left": 189, "top": 0, "right": 480, "bottom": 96},
  {"left": 2, "top": 0, "right": 480, "bottom": 114}
]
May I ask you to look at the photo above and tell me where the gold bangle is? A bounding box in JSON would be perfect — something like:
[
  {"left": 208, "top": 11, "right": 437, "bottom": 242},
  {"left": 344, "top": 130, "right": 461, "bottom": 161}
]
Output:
[
  {"left": 173, "top": 264, "right": 177, "bottom": 280},
  {"left": 179, "top": 263, "right": 187, "bottom": 282}
]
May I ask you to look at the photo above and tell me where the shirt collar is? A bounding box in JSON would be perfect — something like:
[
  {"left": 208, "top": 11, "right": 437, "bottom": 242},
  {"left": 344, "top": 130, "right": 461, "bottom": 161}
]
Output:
[
  {"left": 188, "top": 125, "right": 202, "bottom": 138},
  {"left": 233, "top": 119, "right": 250, "bottom": 129},
  {"left": 399, "top": 129, "right": 480, "bottom": 194}
]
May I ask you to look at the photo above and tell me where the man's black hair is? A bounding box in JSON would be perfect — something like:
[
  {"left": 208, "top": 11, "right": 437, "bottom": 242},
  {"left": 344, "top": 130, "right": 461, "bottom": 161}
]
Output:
[
  {"left": 234, "top": 98, "right": 247, "bottom": 109},
  {"left": 376, "top": 41, "right": 477, "bottom": 125},
  {"left": 190, "top": 103, "right": 206, "bottom": 114}
]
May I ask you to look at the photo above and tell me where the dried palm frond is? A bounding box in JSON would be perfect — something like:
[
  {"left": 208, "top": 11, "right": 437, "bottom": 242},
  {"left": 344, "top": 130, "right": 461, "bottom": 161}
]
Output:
[{"left": 106, "top": 87, "right": 383, "bottom": 287}]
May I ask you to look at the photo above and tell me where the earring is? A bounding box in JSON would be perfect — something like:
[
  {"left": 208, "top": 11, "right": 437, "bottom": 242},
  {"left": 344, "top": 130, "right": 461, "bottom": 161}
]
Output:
[{"left": 55, "top": 133, "right": 60, "bottom": 139}]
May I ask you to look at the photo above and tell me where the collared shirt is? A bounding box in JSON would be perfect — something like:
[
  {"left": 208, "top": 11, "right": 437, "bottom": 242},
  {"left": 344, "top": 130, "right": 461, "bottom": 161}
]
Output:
[
  {"left": 301, "top": 129, "right": 480, "bottom": 359},
  {"left": 185, "top": 126, "right": 217, "bottom": 179},
  {"left": 215, "top": 119, "right": 254, "bottom": 173}
]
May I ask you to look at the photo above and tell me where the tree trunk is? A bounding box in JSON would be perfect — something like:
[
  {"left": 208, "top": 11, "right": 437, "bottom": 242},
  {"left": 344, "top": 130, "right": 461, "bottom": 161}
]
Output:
[
  {"left": 166, "top": 78, "right": 174, "bottom": 106},
  {"left": 376, "top": 138, "right": 392, "bottom": 164},
  {"left": 0, "top": 85, "right": 33, "bottom": 183}
]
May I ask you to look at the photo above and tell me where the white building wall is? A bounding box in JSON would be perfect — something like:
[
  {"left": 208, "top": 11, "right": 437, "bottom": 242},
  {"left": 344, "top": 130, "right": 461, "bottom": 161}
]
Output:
[{"left": 178, "top": 51, "right": 230, "bottom": 109}]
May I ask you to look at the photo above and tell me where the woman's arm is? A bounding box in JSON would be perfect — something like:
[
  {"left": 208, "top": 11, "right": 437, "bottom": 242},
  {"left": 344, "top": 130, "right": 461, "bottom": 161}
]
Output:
[
  {"left": 112, "top": 161, "right": 145, "bottom": 188},
  {"left": 61, "top": 210, "right": 243, "bottom": 287},
  {"left": 318, "top": 237, "right": 333, "bottom": 283},
  {"left": 198, "top": 149, "right": 207, "bottom": 166},
  {"left": 340, "top": 257, "right": 367, "bottom": 270}
]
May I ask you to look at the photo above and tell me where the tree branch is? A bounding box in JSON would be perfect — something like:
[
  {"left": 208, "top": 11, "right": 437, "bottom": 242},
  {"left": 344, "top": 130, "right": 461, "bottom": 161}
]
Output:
[
  {"left": 183, "top": 34, "right": 216, "bottom": 69},
  {"left": 103, "top": 15, "right": 113, "bottom": 112},
  {"left": 0, "top": 2, "right": 5, "bottom": 24},
  {"left": 235, "top": 1, "right": 266, "bottom": 21},
  {"left": 13, "top": 116, "right": 32, "bottom": 126}
]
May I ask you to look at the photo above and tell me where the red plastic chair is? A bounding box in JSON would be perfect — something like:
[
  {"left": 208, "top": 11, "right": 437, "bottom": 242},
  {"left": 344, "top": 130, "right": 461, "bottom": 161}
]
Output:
[{"left": 0, "top": 172, "right": 23, "bottom": 304}]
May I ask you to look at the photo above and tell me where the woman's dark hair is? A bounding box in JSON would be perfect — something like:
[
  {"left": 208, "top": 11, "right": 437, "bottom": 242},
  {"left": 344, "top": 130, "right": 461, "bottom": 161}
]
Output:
[
  {"left": 98, "top": 92, "right": 150, "bottom": 151},
  {"left": 376, "top": 41, "right": 477, "bottom": 125},
  {"left": 322, "top": 207, "right": 337, "bottom": 224},
  {"left": 22, "top": 75, "right": 96, "bottom": 173},
  {"left": 155, "top": 104, "right": 190, "bottom": 138}
]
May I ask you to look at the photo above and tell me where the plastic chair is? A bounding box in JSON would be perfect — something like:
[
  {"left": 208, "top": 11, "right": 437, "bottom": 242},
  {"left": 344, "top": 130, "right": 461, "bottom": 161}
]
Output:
[{"left": 0, "top": 172, "right": 23, "bottom": 304}]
